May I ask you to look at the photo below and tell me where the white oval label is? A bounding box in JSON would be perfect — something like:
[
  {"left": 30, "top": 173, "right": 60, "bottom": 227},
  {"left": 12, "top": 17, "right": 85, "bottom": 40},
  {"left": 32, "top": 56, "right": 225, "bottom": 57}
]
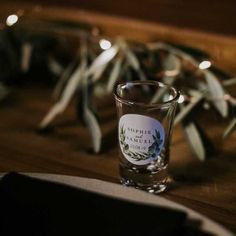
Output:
[{"left": 119, "top": 114, "right": 165, "bottom": 165}]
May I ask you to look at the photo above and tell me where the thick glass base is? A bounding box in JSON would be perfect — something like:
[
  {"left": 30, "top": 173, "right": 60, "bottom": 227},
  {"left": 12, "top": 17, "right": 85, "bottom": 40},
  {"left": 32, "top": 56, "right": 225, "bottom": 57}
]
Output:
[
  {"left": 120, "top": 178, "right": 167, "bottom": 194},
  {"left": 119, "top": 164, "right": 168, "bottom": 194}
]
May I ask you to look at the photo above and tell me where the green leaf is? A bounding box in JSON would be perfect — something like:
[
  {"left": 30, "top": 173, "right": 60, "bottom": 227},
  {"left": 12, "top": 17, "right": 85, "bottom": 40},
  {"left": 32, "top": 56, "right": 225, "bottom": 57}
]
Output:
[
  {"left": 183, "top": 121, "right": 205, "bottom": 161},
  {"left": 150, "top": 76, "right": 177, "bottom": 103},
  {"left": 48, "top": 56, "right": 64, "bottom": 76},
  {"left": 86, "top": 45, "right": 119, "bottom": 82},
  {"left": 39, "top": 59, "right": 86, "bottom": 129},
  {"left": 204, "top": 70, "right": 228, "bottom": 118},
  {"left": 106, "top": 56, "right": 123, "bottom": 93},
  {"left": 0, "top": 83, "right": 9, "bottom": 101},
  {"left": 147, "top": 42, "right": 197, "bottom": 65},
  {"left": 91, "top": 63, "right": 107, "bottom": 82},
  {"left": 222, "top": 77, "right": 236, "bottom": 87},
  {"left": 162, "top": 53, "right": 181, "bottom": 77},
  {"left": 119, "top": 39, "right": 147, "bottom": 82},
  {"left": 223, "top": 118, "right": 236, "bottom": 139},
  {"left": 174, "top": 93, "right": 203, "bottom": 126},
  {"left": 126, "top": 48, "right": 140, "bottom": 71},
  {"left": 52, "top": 60, "right": 77, "bottom": 100},
  {"left": 84, "top": 106, "right": 102, "bottom": 153},
  {"left": 21, "top": 42, "right": 33, "bottom": 73}
]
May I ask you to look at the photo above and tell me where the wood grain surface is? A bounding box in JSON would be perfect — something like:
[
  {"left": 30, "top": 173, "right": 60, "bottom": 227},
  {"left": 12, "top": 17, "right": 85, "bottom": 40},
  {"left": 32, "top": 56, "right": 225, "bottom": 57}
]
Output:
[{"left": 0, "top": 85, "right": 236, "bottom": 233}]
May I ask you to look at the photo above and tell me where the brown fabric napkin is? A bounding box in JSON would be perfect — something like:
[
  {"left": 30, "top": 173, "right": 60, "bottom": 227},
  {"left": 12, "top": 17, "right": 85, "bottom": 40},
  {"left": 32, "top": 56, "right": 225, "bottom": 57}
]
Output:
[{"left": 0, "top": 172, "right": 212, "bottom": 236}]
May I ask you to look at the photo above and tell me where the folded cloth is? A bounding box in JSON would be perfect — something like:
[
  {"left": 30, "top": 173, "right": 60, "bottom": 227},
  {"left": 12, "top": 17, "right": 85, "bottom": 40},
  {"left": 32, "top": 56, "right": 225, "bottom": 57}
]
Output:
[{"left": 0, "top": 172, "right": 212, "bottom": 236}]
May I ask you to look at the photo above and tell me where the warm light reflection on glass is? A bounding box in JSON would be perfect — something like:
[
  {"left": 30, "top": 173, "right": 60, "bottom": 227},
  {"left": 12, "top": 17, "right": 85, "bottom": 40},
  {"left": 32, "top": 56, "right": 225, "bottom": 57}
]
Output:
[
  {"left": 6, "top": 14, "right": 18, "bottom": 26},
  {"left": 199, "top": 60, "right": 211, "bottom": 70},
  {"left": 178, "top": 94, "right": 185, "bottom": 103},
  {"left": 99, "top": 39, "right": 111, "bottom": 50}
]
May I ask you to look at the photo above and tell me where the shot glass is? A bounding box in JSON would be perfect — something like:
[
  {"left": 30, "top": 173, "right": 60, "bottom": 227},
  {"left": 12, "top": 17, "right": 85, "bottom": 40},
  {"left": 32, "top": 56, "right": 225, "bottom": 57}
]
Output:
[{"left": 114, "top": 80, "right": 179, "bottom": 193}]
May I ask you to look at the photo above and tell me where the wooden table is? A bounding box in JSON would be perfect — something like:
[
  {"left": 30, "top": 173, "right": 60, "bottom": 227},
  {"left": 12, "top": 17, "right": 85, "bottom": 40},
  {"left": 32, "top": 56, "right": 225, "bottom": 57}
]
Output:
[{"left": 0, "top": 84, "right": 235, "bottom": 233}]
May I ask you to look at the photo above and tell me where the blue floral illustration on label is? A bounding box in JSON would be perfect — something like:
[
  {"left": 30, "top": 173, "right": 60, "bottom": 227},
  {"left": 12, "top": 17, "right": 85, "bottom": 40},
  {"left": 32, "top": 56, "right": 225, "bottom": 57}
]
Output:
[{"left": 119, "top": 114, "right": 165, "bottom": 165}]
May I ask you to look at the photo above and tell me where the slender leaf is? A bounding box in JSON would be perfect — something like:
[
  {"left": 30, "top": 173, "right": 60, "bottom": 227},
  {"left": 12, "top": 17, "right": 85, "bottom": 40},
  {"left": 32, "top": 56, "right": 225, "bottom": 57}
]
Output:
[
  {"left": 162, "top": 53, "right": 181, "bottom": 77},
  {"left": 48, "top": 56, "right": 64, "bottom": 76},
  {"left": 222, "top": 77, "right": 236, "bottom": 87},
  {"left": 126, "top": 48, "right": 140, "bottom": 71},
  {"left": 195, "top": 121, "right": 215, "bottom": 155},
  {"left": 126, "top": 49, "right": 147, "bottom": 82},
  {"left": 174, "top": 93, "right": 204, "bottom": 126},
  {"left": 39, "top": 60, "right": 86, "bottom": 128},
  {"left": 151, "top": 76, "right": 176, "bottom": 103},
  {"left": 91, "top": 63, "right": 107, "bottom": 82},
  {"left": 84, "top": 106, "right": 102, "bottom": 153},
  {"left": 223, "top": 118, "right": 236, "bottom": 139},
  {"left": 52, "top": 60, "right": 77, "bottom": 100},
  {"left": 86, "top": 45, "right": 119, "bottom": 80},
  {"left": 147, "top": 42, "right": 197, "bottom": 66},
  {"left": 119, "top": 39, "right": 147, "bottom": 82},
  {"left": 21, "top": 42, "right": 32, "bottom": 73},
  {"left": 204, "top": 70, "right": 228, "bottom": 118},
  {"left": 183, "top": 122, "right": 205, "bottom": 161},
  {"left": 0, "top": 83, "right": 9, "bottom": 101},
  {"left": 94, "top": 83, "right": 108, "bottom": 97},
  {"left": 82, "top": 73, "right": 102, "bottom": 153},
  {"left": 106, "top": 56, "right": 123, "bottom": 93}
]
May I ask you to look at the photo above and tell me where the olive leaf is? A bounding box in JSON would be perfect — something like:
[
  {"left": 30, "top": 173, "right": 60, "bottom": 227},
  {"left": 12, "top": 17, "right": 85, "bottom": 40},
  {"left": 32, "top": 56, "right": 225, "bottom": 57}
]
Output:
[
  {"left": 82, "top": 70, "right": 102, "bottom": 153},
  {"left": 125, "top": 47, "right": 140, "bottom": 71},
  {"left": 183, "top": 121, "right": 205, "bottom": 161},
  {"left": 204, "top": 70, "right": 228, "bottom": 118},
  {"left": 21, "top": 42, "right": 33, "bottom": 73},
  {"left": 223, "top": 118, "right": 236, "bottom": 139},
  {"left": 39, "top": 60, "right": 86, "bottom": 129},
  {"left": 174, "top": 93, "right": 204, "bottom": 126},
  {"left": 91, "top": 63, "right": 107, "bottom": 82},
  {"left": 150, "top": 76, "right": 176, "bottom": 103},
  {"left": 48, "top": 56, "right": 64, "bottom": 77},
  {"left": 148, "top": 45, "right": 181, "bottom": 104},
  {"left": 126, "top": 51, "right": 147, "bottom": 81},
  {"left": 86, "top": 45, "right": 119, "bottom": 82},
  {"left": 119, "top": 39, "right": 147, "bottom": 81},
  {"left": 222, "top": 77, "right": 236, "bottom": 87},
  {"left": 84, "top": 106, "right": 102, "bottom": 153},
  {"left": 0, "top": 83, "right": 9, "bottom": 101},
  {"left": 106, "top": 56, "right": 123, "bottom": 93},
  {"left": 147, "top": 42, "right": 197, "bottom": 65},
  {"left": 162, "top": 53, "right": 181, "bottom": 77},
  {"left": 52, "top": 60, "right": 77, "bottom": 100}
]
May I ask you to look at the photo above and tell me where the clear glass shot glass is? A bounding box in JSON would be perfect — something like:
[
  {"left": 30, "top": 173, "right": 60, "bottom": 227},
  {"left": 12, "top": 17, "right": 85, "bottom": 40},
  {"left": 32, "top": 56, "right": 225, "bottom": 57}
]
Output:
[{"left": 114, "top": 80, "right": 179, "bottom": 193}]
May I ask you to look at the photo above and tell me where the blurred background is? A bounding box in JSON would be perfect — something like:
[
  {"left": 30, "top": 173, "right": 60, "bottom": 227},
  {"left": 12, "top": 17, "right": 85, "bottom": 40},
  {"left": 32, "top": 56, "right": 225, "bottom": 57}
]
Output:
[{"left": 4, "top": 0, "right": 236, "bottom": 36}]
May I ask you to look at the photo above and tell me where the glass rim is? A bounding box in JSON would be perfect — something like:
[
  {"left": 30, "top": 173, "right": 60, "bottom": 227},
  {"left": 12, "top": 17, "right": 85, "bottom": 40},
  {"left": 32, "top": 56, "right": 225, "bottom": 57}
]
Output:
[{"left": 114, "top": 80, "right": 180, "bottom": 107}]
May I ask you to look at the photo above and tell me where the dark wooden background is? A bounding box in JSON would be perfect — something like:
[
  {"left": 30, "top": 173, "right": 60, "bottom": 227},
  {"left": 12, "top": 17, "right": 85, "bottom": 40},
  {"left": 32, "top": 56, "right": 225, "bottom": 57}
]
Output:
[{"left": 11, "top": 0, "right": 236, "bottom": 36}]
